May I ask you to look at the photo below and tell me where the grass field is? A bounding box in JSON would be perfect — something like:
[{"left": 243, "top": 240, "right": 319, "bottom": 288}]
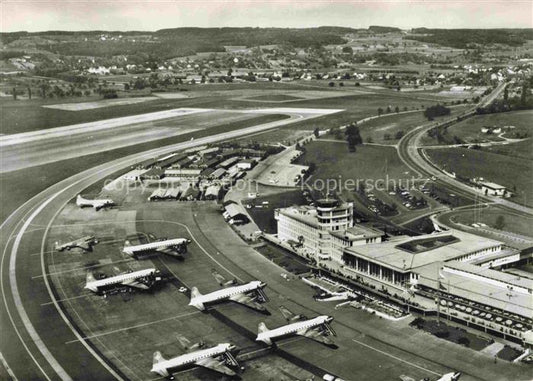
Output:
[
  {"left": 479, "top": 139, "right": 533, "bottom": 161},
  {"left": 425, "top": 147, "right": 533, "bottom": 206},
  {"left": 357, "top": 105, "right": 470, "bottom": 144},
  {"left": 421, "top": 110, "right": 533, "bottom": 146},
  {"left": 296, "top": 141, "right": 415, "bottom": 201},
  {"left": 246, "top": 94, "right": 304, "bottom": 102},
  {"left": 452, "top": 207, "right": 533, "bottom": 237}
]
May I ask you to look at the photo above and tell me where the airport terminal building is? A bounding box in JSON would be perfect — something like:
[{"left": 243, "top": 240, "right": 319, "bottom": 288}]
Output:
[{"left": 274, "top": 201, "right": 533, "bottom": 344}]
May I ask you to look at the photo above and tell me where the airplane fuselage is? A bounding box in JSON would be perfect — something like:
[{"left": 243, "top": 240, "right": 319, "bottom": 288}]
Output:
[
  {"left": 189, "top": 281, "right": 266, "bottom": 310},
  {"left": 257, "top": 316, "right": 332, "bottom": 343},
  {"left": 85, "top": 268, "right": 157, "bottom": 293},
  {"left": 123, "top": 238, "right": 189, "bottom": 256},
  {"left": 151, "top": 343, "right": 235, "bottom": 377}
]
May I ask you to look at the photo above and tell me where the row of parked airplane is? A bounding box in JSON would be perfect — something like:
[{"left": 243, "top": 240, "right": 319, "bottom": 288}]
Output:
[
  {"left": 55, "top": 234, "right": 190, "bottom": 258},
  {"left": 72, "top": 195, "right": 459, "bottom": 380},
  {"left": 83, "top": 266, "right": 336, "bottom": 378}
]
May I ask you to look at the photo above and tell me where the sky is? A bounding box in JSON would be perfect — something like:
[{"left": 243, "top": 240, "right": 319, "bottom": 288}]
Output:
[{"left": 1, "top": 0, "right": 532, "bottom": 33}]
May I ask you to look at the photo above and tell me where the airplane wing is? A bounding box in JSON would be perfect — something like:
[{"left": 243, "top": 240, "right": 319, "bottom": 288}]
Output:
[
  {"left": 195, "top": 357, "right": 235, "bottom": 376},
  {"left": 229, "top": 293, "right": 265, "bottom": 311},
  {"left": 296, "top": 327, "right": 335, "bottom": 346},
  {"left": 155, "top": 246, "right": 182, "bottom": 257},
  {"left": 121, "top": 278, "right": 149, "bottom": 290},
  {"left": 76, "top": 242, "right": 91, "bottom": 251},
  {"left": 212, "top": 270, "right": 236, "bottom": 287},
  {"left": 176, "top": 335, "right": 204, "bottom": 352},
  {"left": 279, "top": 305, "right": 303, "bottom": 321}
]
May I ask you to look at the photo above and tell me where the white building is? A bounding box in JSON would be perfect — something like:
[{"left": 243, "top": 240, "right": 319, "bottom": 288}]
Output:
[
  {"left": 479, "top": 181, "right": 507, "bottom": 197},
  {"left": 275, "top": 199, "right": 354, "bottom": 260}
]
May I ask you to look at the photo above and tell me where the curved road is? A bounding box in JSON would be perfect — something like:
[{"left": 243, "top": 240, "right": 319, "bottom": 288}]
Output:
[{"left": 397, "top": 82, "right": 533, "bottom": 219}]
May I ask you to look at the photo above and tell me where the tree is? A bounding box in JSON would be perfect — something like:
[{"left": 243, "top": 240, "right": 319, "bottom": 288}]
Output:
[
  {"left": 395, "top": 106, "right": 400, "bottom": 113},
  {"left": 378, "top": 107, "right": 384, "bottom": 116},
  {"left": 383, "top": 133, "right": 391, "bottom": 141},
  {"left": 395, "top": 130, "right": 405, "bottom": 139},
  {"left": 328, "top": 81, "right": 335, "bottom": 87},
  {"left": 313, "top": 128, "right": 320, "bottom": 138},
  {"left": 495, "top": 215, "right": 505, "bottom": 230},
  {"left": 346, "top": 124, "right": 362, "bottom": 152},
  {"left": 520, "top": 83, "right": 528, "bottom": 106},
  {"left": 503, "top": 86, "right": 508, "bottom": 101}
]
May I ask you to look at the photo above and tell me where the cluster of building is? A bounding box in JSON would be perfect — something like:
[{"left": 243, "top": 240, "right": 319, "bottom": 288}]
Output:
[
  {"left": 120, "top": 144, "right": 268, "bottom": 202},
  {"left": 273, "top": 199, "right": 533, "bottom": 345}
]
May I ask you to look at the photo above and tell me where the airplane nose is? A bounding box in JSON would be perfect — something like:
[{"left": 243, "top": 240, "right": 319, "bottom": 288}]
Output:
[{"left": 259, "top": 282, "right": 267, "bottom": 288}]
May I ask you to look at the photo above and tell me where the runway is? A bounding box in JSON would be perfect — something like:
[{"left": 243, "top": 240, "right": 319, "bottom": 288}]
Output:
[{"left": 0, "top": 107, "right": 342, "bottom": 173}]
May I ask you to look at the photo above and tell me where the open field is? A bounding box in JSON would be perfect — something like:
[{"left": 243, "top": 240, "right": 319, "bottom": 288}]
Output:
[
  {"left": 42, "top": 96, "right": 159, "bottom": 111},
  {"left": 244, "top": 94, "right": 304, "bottom": 102},
  {"left": 446, "top": 207, "right": 533, "bottom": 238},
  {"left": 421, "top": 110, "right": 533, "bottom": 146},
  {"left": 0, "top": 82, "right": 442, "bottom": 136},
  {"left": 297, "top": 141, "right": 415, "bottom": 192},
  {"left": 425, "top": 147, "right": 533, "bottom": 206},
  {"left": 479, "top": 139, "right": 533, "bottom": 161},
  {"left": 357, "top": 105, "right": 470, "bottom": 144}
]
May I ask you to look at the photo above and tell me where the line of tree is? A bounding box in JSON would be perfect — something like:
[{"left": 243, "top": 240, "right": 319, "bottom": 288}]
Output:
[{"left": 424, "top": 104, "right": 451, "bottom": 120}]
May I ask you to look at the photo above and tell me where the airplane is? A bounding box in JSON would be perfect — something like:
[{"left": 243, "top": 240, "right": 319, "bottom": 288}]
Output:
[
  {"left": 122, "top": 238, "right": 191, "bottom": 258},
  {"left": 400, "top": 372, "right": 461, "bottom": 381},
  {"left": 76, "top": 195, "right": 114, "bottom": 211},
  {"left": 256, "top": 306, "right": 336, "bottom": 347},
  {"left": 151, "top": 335, "right": 240, "bottom": 379},
  {"left": 84, "top": 268, "right": 161, "bottom": 294},
  {"left": 189, "top": 270, "right": 268, "bottom": 313},
  {"left": 55, "top": 236, "right": 98, "bottom": 252}
]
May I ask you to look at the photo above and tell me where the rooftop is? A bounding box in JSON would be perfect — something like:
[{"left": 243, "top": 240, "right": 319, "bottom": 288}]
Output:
[
  {"left": 444, "top": 260, "right": 532, "bottom": 292},
  {"left": 277, "top": 205, "right": 319, "bottom": 228},
  {"left": 331, "top": 225, "right": 384, "bottom": 241},
  {"left": 344, "top": 230, "right": 503, "bottom": 272},
  {"left": 416, "top": 262, "right": 533, "bottom": 319},
  {"left": 479, "top": 181, "right": 506, "bottom": 190}
]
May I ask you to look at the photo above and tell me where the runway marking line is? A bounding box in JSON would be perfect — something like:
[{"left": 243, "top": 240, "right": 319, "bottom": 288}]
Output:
[
  {"left": 65, "top": 311, "right": 201, "bottom": 344},
  {"left": 41, "top": 294, "right": 89, "bottom": 306},
  {"left": 0, "top": 352, "right": 19, "bottom": 381},
  {"left": 351, "top": 338, "right": 442, "bottom": 377},
  {"left": 32, "top": 258, "right": 134, "bottom": 279}
]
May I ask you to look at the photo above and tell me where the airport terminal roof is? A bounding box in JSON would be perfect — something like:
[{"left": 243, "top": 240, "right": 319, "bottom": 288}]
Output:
[
  {"left": 444, "top": 260, "right": 533, "bottom": 292},
  {"left": 343, "top": 230, "right": 503, "bottom": 272},
  {"left": 416, "top": 262, "right": 533, "bottom": 319},
  {"left": 331, "top": 225, "right": 384, "bottom": 241}
]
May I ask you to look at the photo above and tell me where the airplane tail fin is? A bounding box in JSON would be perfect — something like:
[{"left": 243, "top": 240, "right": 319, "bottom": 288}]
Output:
[
  {"left": 257, "top": 322, "right": 272, "bottom": 345},
  {"left": 188, "top": 287, "right": 205, "bottom": 310},
  {"left": 258, "top": 322, "right": 269, "bottom": 333},
  {"left": 151, "top": 351, "right": 169, "bottom": 377},
  {"left": 190, "top": 286, "right": 202, "bottom": 298},
  {"left": 152, "top": 351, "right": 166, "bottom": 365},
  {"left": 86, "top": 271, "right": 96, "bottom": 283}
]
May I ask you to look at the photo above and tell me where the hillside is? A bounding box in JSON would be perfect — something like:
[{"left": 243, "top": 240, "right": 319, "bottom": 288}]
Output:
[{"left": 406, "top": 28, "right": 533, "bottom": 48}]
